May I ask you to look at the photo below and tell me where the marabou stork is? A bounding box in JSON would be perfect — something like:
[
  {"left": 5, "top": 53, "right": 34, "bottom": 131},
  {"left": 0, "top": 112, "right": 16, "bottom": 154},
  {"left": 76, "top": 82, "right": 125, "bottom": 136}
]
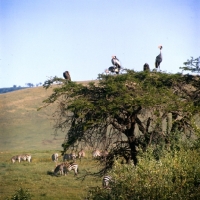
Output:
[
  {"left": 63, "top": 71, "right": 71, "bottom": 81},
  {"left": 111, "top": 55, "right": 121, "bottom": 74},
  {"left": 155, "top": 46, "right": 163, "bottom": 69}
]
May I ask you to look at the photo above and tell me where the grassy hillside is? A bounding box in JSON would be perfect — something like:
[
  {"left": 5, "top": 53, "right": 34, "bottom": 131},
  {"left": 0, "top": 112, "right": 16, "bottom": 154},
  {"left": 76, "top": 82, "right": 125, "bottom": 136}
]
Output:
[
  {"left": 0, "top": 85, "right": 62, "bottom": 151},
  {"left": 0, "top": 81, "right": 96, "bottom": 152}
]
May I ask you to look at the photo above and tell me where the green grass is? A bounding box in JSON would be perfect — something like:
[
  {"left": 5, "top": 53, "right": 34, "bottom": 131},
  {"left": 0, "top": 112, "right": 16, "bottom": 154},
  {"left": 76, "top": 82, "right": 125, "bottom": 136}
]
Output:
[
  {"left": 0, "top": 85, "right": 101, "bottom": 199},
  {"left": 0, "top": 150, "right": 102, "bottom": 200}
]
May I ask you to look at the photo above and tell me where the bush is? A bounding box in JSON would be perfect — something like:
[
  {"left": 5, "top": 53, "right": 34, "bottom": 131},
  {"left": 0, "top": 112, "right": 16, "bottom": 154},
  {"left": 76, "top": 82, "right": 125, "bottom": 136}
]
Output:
[
  {"left": 6, "top": 188, "right": 32, "bottom": 200},
  {"left": 86, "top": 148, "right": 200, "bottom": 200}
]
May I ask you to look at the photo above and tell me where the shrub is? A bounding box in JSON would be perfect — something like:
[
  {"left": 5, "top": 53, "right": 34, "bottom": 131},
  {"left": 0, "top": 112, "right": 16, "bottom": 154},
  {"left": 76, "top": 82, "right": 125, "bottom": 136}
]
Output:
[
  {"left": 86, "top": 148, "right": 200, "bottom": 200},
  {"left": 6, "top": 188, "right": 32, "bottom": 200}
]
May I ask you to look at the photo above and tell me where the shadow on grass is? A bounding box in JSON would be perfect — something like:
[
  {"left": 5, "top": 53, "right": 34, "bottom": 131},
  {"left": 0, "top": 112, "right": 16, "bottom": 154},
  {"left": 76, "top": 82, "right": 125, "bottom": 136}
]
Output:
[{"left": 47, "top": 170, "right": 55, "bottom": 176}]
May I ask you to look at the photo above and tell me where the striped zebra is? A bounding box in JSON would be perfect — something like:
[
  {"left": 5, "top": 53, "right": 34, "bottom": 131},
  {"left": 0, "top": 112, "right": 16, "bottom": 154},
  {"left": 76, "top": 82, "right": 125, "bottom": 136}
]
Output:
[
  {"left": 52, "top": 153, "right": 59, "bottom": 163},
  {"left": 54, "top": 162, "right": 78, "bottom": 176},
  {"left": 102, "top": 175, "right": 112, "bottom": 188},
  {"left": 54, "top": 163, "right": 65, "bottom": 176},
  {"left": 11, "top": 154, "right": 31, "bottom": 163},
  {"left": 63, "top": 153, "right": 76, "bottom": 162},
  {"left": 64, "top": 162, "right": 78, "bottom": 176}
]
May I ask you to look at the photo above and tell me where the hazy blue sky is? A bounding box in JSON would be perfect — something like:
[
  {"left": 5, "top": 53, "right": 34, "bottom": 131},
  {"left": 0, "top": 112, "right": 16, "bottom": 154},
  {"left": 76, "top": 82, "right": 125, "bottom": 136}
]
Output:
[{"left": 0, "top": 0, "right": 199, "bottom": 87}]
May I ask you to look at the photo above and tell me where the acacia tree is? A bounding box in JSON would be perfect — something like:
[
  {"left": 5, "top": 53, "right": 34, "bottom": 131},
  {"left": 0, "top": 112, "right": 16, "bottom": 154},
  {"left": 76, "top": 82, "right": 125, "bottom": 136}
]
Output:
[
  {"left": 180, "top": 56, "right": 200, "bottom": 73},
  {"left": 41, "top": 70, "right": 200, "bottom": 170}
]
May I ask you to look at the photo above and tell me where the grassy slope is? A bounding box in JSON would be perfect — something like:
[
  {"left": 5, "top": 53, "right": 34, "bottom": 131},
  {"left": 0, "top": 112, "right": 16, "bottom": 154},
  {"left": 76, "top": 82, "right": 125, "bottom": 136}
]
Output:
[
  {"left": 0, "top": 85, "right": 63, "bottom": 151},
  {"left": 0, "top": 81, "right": 95, "bottom": 152}
]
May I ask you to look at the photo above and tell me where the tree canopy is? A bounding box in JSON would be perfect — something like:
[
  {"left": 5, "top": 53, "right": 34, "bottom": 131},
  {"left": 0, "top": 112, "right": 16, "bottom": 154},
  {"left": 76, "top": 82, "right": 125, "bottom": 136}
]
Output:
[{"left": 41, "top": 70, "right": 200, "bottom": 171}]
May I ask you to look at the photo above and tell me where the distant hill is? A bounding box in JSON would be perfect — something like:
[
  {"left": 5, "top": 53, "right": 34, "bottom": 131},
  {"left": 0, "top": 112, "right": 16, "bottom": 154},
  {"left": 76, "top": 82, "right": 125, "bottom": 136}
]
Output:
[{"left": 0, "top": 87, "right": 29, "bottom": 94}]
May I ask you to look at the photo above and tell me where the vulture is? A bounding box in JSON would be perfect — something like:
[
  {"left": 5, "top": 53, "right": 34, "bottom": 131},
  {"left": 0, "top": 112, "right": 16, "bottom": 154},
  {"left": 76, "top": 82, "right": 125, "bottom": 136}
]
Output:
[
  {"left": 63, "top": 71, "right": 71, "bottom": 81},
  {"left": 143, "top": 63, "right": 150, "bottom": 71},
  {"left": 155, "top": 46, "right": 163, "bottom": 69}
]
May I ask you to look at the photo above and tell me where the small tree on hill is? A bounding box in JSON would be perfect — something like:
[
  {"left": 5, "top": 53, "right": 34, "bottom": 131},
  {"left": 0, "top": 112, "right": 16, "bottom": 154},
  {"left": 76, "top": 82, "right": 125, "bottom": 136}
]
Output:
[
  {"left": 25, "top": 83, "right": 34, "bottom": 87},
  {"left": 180, "top": 56, "right": 200, "bottom": 73},
  {"left": 41, "top": 70, "right": 200, "bottom": 172}
]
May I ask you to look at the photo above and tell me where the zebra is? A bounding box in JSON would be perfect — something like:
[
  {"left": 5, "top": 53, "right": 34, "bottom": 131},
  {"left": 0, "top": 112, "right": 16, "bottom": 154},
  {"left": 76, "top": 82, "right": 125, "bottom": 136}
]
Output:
[
  {"left": 78, "top": 150, "right": 85, "bottom": 161},
  {"left": 63, "top": 153, "right": 76, "bottom": 162},
  {"left": 11, "top": 154, "right": 31, "bottom": 163},
  {"left": 11, "top": 155, "right": 21, "bottom": 163},
  {"left": 102, "top": 175, "right": 113, "bottom": 188},
  {"left": 54, "top": 163, "right": 65, "bottom": 176},
  {"left": 63, "top": 153, "right": 72, "bottom": 161},
  {"left": 20, "top": 154, "right": 32, "bottom": 162},
  {"left": 64, "top": 162, "right": 79, "bottom": 176},
  {"left": 92, "top": 150, "right": 101, "bottom": 158},
  {"left": 54, "top": 162, "right": 78, "bottom": 176},
  {"left": 52, "top": 153, "right": 59, "bottom": 163}
]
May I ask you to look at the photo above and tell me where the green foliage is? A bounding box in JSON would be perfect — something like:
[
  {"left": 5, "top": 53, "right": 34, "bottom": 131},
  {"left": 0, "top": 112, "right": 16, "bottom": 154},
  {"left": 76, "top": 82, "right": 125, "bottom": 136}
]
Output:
[
  {"left": 6, "top": 188, "right": 32, "bottom": 200},
  {"left": 86, "top": 147, "right": 200, "bottom": 200},
  {"left": 42, "top": 70, "right": 200, "bottom": 168},
  {"left": 180, "top": 56, "right": 200, "bottom": 73}
]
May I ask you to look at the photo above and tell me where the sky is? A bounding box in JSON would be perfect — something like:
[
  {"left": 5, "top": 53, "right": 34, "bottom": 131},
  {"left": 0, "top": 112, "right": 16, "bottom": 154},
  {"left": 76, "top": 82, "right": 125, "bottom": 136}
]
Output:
[{"left": 0, "top": 0, "right": 199, "bottom": 87}]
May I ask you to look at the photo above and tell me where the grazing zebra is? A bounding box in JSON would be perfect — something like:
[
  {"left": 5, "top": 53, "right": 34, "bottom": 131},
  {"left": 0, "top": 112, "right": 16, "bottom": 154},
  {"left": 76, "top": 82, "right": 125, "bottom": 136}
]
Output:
[
  {"left": 92, "top": 150, "right": 101, "bottom": 158},
  {"left": 11, "top": 154, "right": 31, "bottom": 163},
  {"left": 11, "top": 155, "right": 21, "bottom": 163},
  {"left": 54, "top": 163, "right": 65, "bottom": 176},
  {"left": 54, "top": 162, "right": 79, "bottom": 176},
  {"left": 64, "top": 162, "right": 79, "bottom": 176},
  {"left": 78, "top": 150, "right": 85, "bottom": 160},
  {"left": 63, "top": 153, "right": 76, "bottom": 162},
  {"left": 52, "top": 153, "right": 59, "bottom": 163},
  {"left": 102, "top": 175, "right": 112, "bottom": 188},
  {"left": 20, "top": 154, "right": 32, "bottom": 162}
]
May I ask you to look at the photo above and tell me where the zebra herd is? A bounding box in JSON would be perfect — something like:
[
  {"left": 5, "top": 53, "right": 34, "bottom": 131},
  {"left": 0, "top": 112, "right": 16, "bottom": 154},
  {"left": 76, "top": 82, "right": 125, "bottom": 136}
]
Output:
[
  {"left": 52, "top": 150, "right": 112, "bottom": 187},
  {"left": 11, "top": 150, "right": 113, "bottom": 188}
]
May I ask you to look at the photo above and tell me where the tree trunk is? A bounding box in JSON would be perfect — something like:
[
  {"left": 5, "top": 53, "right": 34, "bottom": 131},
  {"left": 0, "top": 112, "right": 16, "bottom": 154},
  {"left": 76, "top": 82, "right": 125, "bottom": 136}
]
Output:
[
  {"left": 129, "top": 138, "right": 138, "bottom": 165},
  {"left": 125, "top": 120, "right": 138, "bottom": 166}
]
